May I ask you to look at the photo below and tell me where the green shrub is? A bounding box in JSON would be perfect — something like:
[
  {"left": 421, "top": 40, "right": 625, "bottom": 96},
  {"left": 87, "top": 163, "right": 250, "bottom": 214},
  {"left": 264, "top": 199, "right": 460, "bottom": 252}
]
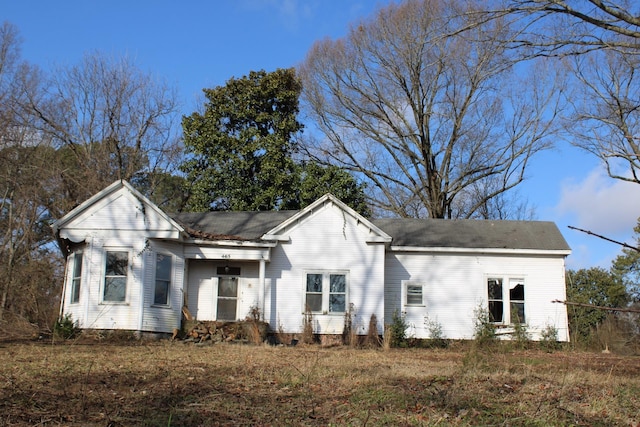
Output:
[
  {"left": 511, "top": 321, "right": 530, "bottom": 349},
  {"left": 54, "top": 313, "right": 80, "bottom": 339},
  {"left": 424, "top": 316, "right": 448, "bottom": 348},
  {"left": 388, "top": 310, "right": 409, "bottom": 348},
  {"left": 472, "top": 305, "right": 496, "bottom": 346},
  {"left": 539, "top": 324, "right": 561, "bottom": 352}
]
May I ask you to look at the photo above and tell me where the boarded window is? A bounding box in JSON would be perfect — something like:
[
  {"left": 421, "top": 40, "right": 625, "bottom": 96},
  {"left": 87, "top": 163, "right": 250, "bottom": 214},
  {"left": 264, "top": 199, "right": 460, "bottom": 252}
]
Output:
[{"left": 104, "top": 251, "right": 128, "bottom": 302}]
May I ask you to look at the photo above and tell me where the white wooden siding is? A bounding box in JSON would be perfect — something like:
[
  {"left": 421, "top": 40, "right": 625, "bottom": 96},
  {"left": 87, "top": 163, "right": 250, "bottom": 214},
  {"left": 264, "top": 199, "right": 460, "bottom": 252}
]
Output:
[
  {"left": 141, "top": 241, "right": 184, "bottom": 333},
  {"left": 59, "top": 185, "right": 181, "bottom": 333},
  {"left": 265, "top": 202, "right": 386, "bottom": 335},
  {"left": 385, "top": 251, "right": 569, "bottom": 341}
]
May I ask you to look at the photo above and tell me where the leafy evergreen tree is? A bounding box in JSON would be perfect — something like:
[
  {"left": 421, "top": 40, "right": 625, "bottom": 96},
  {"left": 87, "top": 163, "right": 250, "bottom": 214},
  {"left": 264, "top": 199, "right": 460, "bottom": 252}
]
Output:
[
  {"left": 181, "top": 68, "right": 303, "bottom": 212},
  {"left": 566, "top": 267, "right": 629, "bottom": 342},
  {"left": 180, "top": 68, "right": 370, "bottom": 215},
  {"left": 611, "top": 218, "right": 640, "bottom": 303}
]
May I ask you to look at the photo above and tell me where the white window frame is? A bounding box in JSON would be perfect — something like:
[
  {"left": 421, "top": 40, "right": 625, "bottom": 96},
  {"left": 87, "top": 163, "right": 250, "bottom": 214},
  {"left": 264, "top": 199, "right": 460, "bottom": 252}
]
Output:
[
  {"left": 402, "top": 281, "right": 425, "bottom": 307},
  {"left": 486, "top": 276, "right": 525, "bottom": 325},
  {"left": 102, "top": 248, "right": 131, "bottom": 304},
  {"left": 303, "top": 271, "right": 349, "bottom": 315},
  {"left": 70, "top": 251, "right": 83, "bottom": 304},
  {"left": 153, "top": 252, "right": 172, "bottom": 307}
]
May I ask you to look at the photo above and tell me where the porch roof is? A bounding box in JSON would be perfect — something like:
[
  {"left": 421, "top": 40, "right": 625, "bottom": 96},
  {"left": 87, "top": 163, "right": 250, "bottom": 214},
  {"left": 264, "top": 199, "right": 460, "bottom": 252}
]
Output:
[{"left": 172, "top": 211, "right": 298, "bottom": 241}]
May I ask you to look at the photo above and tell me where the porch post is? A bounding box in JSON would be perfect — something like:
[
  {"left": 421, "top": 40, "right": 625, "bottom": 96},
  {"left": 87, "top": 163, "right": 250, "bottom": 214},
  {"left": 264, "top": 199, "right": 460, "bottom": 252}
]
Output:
[{"left": 259, "top": 258, "right": 266, "bottom": 317}]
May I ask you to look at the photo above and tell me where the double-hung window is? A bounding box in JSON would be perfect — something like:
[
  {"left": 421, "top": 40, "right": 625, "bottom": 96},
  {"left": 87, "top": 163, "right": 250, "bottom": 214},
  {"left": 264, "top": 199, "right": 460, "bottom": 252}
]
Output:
[
  {"left": 488, "top": 278, "right": 504, "bottom": 323},
  {"left": 487, "top": 277, "right": 525, "bottom": 324},
  {"left": 404, "top": 281, "right": 424, "bottom": 306},
  {"left": 104, "top": 251, "right": 128, "bottom": 302},
  {"left": 70, "top": 252, "right": 83, "bottom": 304},
  {"left": 305, "top": 271, "right": 348, "bottom": 314},
  {"left": 154, "top": 254, "right": 172, "bottom": 306}
]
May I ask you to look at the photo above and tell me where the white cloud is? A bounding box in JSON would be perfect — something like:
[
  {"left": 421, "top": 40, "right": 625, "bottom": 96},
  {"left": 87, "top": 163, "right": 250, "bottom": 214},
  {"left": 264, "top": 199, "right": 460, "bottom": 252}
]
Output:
[{"left": 555, "top": 167, "right": 640, "bottom": 238}]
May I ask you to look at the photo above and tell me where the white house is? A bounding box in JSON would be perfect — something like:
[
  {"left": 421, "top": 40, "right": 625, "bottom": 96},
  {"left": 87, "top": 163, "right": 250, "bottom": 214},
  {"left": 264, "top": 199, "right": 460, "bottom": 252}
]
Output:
[{"left": 53, "top": 180, "right": 572, "bottom": 341}]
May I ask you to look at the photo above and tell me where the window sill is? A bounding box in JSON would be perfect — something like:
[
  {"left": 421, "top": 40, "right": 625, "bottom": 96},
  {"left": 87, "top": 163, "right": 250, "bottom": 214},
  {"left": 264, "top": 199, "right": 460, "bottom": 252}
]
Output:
[
  {"left": 151, "top": 304, "right": 171, "bottom": 309},
  {"left": 99, "top": 302, "right": 129, "bottom": 306},
  {"left": 405, "top": 304, "right": 425, "bottom": 307}
]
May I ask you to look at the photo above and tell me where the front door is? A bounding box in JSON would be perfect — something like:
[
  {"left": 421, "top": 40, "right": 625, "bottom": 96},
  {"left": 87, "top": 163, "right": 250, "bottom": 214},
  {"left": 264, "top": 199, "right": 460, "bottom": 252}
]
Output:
[{"left": 217, "top": 276, "right": 238, "bottom": 321}]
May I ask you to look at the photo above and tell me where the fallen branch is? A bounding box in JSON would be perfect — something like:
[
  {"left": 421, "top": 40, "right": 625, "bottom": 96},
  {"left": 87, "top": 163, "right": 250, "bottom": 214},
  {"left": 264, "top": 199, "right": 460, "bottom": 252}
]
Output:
[{"left": 552, "top": 299, "right": 640, "bottom": 314}]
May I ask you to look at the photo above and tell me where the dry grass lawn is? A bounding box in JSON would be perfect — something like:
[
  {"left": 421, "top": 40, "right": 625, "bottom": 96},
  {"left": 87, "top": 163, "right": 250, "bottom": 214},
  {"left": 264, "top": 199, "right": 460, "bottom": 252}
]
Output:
[{"left": 0, "top": 340, "right": 639, "bottom": 426}]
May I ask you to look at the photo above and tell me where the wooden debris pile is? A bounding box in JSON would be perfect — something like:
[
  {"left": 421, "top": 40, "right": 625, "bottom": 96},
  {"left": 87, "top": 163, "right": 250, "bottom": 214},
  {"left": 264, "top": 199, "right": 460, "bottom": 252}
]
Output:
[{"left": 176, "top": 320, "right": 269, "bottom": 345}]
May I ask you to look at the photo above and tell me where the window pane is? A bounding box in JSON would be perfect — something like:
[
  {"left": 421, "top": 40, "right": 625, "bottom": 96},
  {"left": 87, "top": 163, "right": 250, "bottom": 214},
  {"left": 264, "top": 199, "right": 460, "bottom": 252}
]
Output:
[
  {"left": 489, "top": 300, "right": 503, "bottom": 323},
  {"left": 407, "top": 285, "right": 423, "bottom": 305},
  {"left": 156, "top": 254, "right": 171, "bottom": 280},
  {"left": 329, "top": 294, "right": 345, "bottom": 312},
  {"left": 154, "top": 280, "right": 169, "bottom": 305},
  {"left": 305, "top": 294, "right": 322, "bottom": 312},
  {"left": 71, "top": 253, "right": 82, "bottom": 303},
  {"left": 488, "top": 279, "right": 502, "bottom": 300},
  {"left": 510, "top": 283, "right": 524, "bottom": 301},
  {"left": 511, "top": 302, "right": 525, "bottom": 324},
  {"left": 217, "top": 299, "right": 237, "bottom": 320},
  {"left": 329, "top": 274, "right": 346, "bottom": 293},
  {"left": 104, "top": 277, "right": 126, "bottom": 302},
  {"left": 106, "top": 251, "right": 128, "bottom": 276},
  {"left": 306, "top": 274, "right": 323, "bottom": 293},
  {"left": 73, "top": 253, "right": 83, "bottom": 277},
  {"left": 218, "top": 278, "right": 237, "bottom": 297},
  {"left": 71, "top": 279, "right": 81, "bottom": 303}
]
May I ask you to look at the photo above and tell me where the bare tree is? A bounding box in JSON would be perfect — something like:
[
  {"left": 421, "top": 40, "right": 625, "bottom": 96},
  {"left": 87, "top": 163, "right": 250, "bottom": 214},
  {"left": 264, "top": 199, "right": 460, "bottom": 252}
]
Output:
[
  {"left": 485, "top": 2, "right": 640, "bottom": 184},
  {"left": 299, "top": 0, "right": 561, "bottom": 218},
  {"left": 24, "top": 52, "right": 181, "bottom": 215},
  {"left": 0, "top": 22, "right": 60, "bottom": 328},
  {"left": 565, "top": 50, "right": 640, "bottom": 183},
  {"left": 490, "top": 0, "right": 640, "bottom": 56}
]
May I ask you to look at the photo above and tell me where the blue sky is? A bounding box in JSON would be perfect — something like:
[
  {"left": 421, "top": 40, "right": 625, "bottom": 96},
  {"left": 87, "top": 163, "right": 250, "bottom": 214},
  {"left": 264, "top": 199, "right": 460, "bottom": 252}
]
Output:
[{"left": 4, "top": 0, "right": 640, "bottom": 270}]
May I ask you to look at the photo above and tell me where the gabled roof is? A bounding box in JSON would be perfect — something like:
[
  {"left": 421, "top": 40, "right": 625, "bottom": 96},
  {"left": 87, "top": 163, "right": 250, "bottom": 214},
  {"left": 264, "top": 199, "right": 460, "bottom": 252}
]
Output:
[
  {"left": 262, "top": 193, "right": 392, "bottom": 243},
  {"left": 52, "top": 180, "right": 184, "bottom": 238},
  {"left": 173, "top": 201, "right": 569, "bottom": 252},
  {"left": 372, "top": 218, "right": 571, "bottom": 252},
  {"left": 53, "top": 181, "right": 570, "bottom": 254}
]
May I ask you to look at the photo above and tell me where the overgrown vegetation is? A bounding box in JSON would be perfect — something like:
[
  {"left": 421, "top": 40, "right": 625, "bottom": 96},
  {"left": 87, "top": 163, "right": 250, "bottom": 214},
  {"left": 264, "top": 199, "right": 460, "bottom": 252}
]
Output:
[
  {"left": 301, "top": 307, "right": 315, "bottom": 344},
  {"left": 472, "top": 304, "right": 496, "bottom": 345},
  {"left": 388, "top": 310, "right": 409, "bottom": 348},
  {"left": 1, "top": 342, "right": 638, "bottom": 426},
  {"left": 53, "top": 313, "right": 80, "bottom": 340},
  {"left": 424, "top": 315, "right": 448, "bottom": 348},
  {"left": 539, "top": 324, "right": 561, "bottom": 352}
]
